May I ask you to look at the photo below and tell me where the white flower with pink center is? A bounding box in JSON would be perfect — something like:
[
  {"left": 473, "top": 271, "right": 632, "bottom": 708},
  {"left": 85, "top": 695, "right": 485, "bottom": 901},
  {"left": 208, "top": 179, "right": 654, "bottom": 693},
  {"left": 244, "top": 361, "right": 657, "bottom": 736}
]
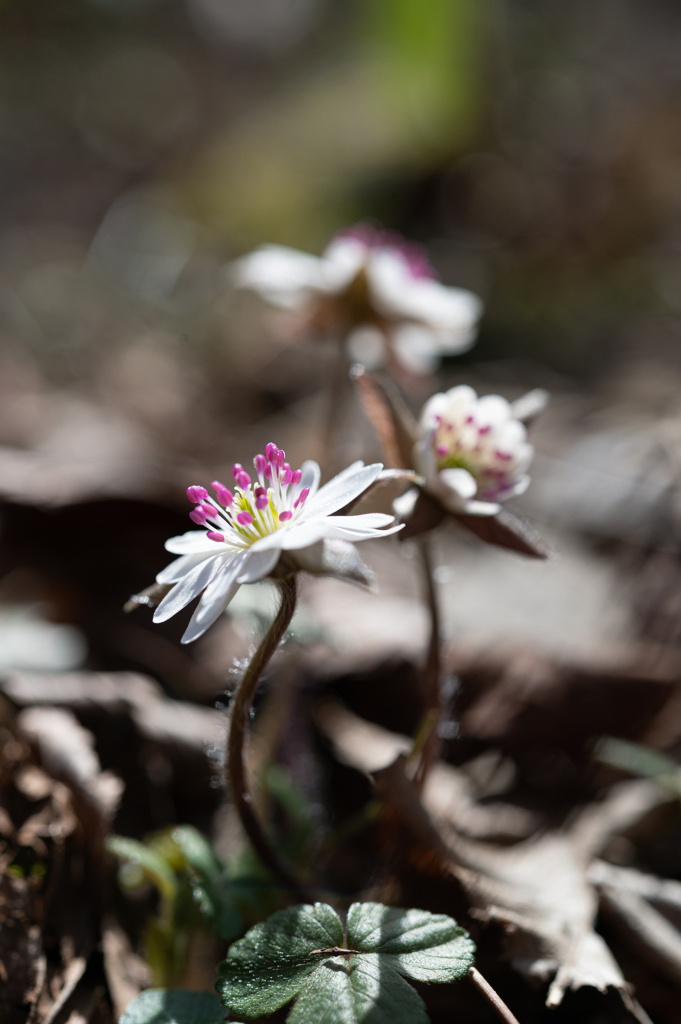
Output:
[
  {"left": 229, "top": 224, "right": 482, "bottom": 375},
  {"left": 414, "top": 386, "right": 534, "bottom": 516},
  {"left": 153, "top": 446, "right": 402, "bottom": 643}
]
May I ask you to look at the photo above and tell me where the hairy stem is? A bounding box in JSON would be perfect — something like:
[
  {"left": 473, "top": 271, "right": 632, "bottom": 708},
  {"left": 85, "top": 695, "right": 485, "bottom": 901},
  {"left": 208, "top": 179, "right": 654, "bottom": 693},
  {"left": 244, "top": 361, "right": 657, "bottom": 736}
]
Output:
[
  {"left": 227, "top": 575, "right": 300, "bottom": 889},
  {"left": 468, "top": 967, "right": 522, "bottom": 1024},
  {"left": 413, "top": 535, "right": 442, "bottom": 788}
]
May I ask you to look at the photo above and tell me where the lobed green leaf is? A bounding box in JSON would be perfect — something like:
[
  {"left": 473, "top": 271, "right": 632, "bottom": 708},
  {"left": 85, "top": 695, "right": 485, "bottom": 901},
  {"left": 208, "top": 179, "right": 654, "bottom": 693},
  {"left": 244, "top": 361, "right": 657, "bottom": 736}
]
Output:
[{"left": 120, "top": 988, "right": 224, "bottom": 1024}]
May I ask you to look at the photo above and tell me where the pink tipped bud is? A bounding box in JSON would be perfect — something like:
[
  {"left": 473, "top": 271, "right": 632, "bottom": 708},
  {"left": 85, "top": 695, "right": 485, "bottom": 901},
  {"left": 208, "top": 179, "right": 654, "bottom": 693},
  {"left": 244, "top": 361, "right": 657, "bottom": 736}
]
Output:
[
  {"left": 264, "top": 443, "right": 276, "bottom": 461},
  {"left": 292, "top": 469, "right": 302, "bottom": 486},
  {"left": 216, "top": 486, "right": 233, "bottom": 507},
  {"left": 281, "top": 468, "right": 292, "bottom": 485},
  {"left": 236, "top": 470, "right": 251, "bottom": 489},
  {"left": 189, "top": 507, "right": 208, "bottom": 525},
  {"left": 236, "top": 511, "right": 253, "bottom": 526},
  {"left": 279, "top": 510, "right": 293, "bottom": 521},
  {"left": 231, "top": 463, "right": 243, "bottom": 480},
  {"left": 254, "top": 454, "right": 266, "bottom": 474},
  {"left": 187, "top": 485, "right": 208, "bottom": 503},
  {"left": 255, "top": 492, "right": 269, "bottom": 511},
  {"left": 277, "top": 450, "right": 285, "bottom": 469},
  {"left": 206, "top": 530, "right": 225, "bottom": 542}
]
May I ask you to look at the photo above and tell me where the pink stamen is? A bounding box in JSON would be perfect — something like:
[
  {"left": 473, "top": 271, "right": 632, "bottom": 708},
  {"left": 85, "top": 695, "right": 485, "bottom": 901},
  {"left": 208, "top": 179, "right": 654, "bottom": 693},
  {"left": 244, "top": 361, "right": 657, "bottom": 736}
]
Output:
[
  {"left": 295, "top": 487, "right": 310, "bottom": 509},
  {"left": 281, "top": 468, "right": 292, "bottom": 485},
  {"left": 255, "top": 493, "right": 269, "bottom": 510},
  {"left": 189, "top": 507, "right": 207, "bottom": 525},
  {"left": 292, "top": 469, "right": 302, "bottom": 486},
  {"left": 232, "top": 463, "right": 243, "bottom": 480},
  {"left": 495, "top": 450, "right": 513, "bottom": 461},
  {"left": 478, "top": 425, "right": 491, "bottom": 435},
  {"left": 277, "top": 450, "right": 285, "bottom": 470},
  {"left": 436, "top": 444, "right": 448, "bottom": 457},
  {"left": 267, "top": 445, "right": 279, "bottom": 464},
  {"left": 216, "top": 486, "right": 233, "bottom": 507},
  {"left": 264, "top": 464, "right": 272, "bottom": 479},
  {"left": 254, "top": 454, "right": 266, "bottom": 474},
  {"left": 264, "top": 443, "right": 277, "bottom": 461},
  {"left": 279, "top": 510, "right": 292, "bottom": 521},
  {"left": 466, "top": 415, "right": 474, "bottom": 423},
  {"left": 187, "top": 485, "right": 208, "bottom": 503},
  {"left": 236, "top": 511, "right": 253, "bottom": 526},
  {"left": 236, "top": 470, "right": 251, "bottom": 489},
  {"left": 206, "top": 531, "right": 225, "bottom": 542}
]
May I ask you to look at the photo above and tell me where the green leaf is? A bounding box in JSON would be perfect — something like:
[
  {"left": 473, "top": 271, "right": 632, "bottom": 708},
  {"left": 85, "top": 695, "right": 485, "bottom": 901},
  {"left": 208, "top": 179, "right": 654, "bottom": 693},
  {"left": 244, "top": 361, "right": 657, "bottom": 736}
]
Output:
[
  {"left": 171, "top": 826, "right": 243, "bottom": 942},
  {"left": 120, "top": 988, "right": 225, "bottom": 1024},
  {"left": 107, "top": 836, "right": 178, "bottom": 907},
  {"left": 217, "top": 902, "right": 475, "bottom": 1023}
]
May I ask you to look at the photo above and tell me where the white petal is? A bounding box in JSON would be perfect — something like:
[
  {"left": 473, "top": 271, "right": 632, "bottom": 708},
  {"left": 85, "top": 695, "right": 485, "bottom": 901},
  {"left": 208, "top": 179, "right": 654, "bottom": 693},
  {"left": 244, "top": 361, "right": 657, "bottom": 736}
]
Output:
[
  {"left": 461, "top": 499, "right": 501, "bottom": 516},
  {"left": 156, "top": 552, "right": 211, "bottom": 584},
  {"left": 165, "top": 531, "right": 217, "bottom": 555},
  {"left": 302, "top": 462, "right": 383, "bottom": 518},
  {"left": 228, "top": 245, "right": 325, "bottom": 309},
  {"left": 476, "top": 394, "right": 513, "bottom": 428},
  {"left": 180, "top": 549, "right": 252, "bottom": 643},
  {"left": 346, "top": 325, "right": 387, "bottom": 369},
  {"left": 153, "top": 554, "right": 225, "bottom": 623},
  {"left": 236, "top": 548, "right": 280, "bottom": 584},
  {"left": 324, "top": 513, "right": 397, "bottom": 529},
  {"left": 367, "top": 250, "right": 483, "bottom": 330},
  {"left": 322, "top": 521, "right": 404, "bottom": 541},
  {"left": 391, "top": 325, "right": 441, "bottom": 375},
  {"left": 298, "top": 459, "right": 321, "bottom": 500},
  {"left": 440, "top": 468, "right": 478, "bottom": 501},
  {"left": 320, "top": 236, "right": 368, "bottom": 290},
  {"left": 277, "top": 520, "right": 332, "bottom": 550},
  {"left": 181, "top": 580, "right": 241, "bottom": 643}
]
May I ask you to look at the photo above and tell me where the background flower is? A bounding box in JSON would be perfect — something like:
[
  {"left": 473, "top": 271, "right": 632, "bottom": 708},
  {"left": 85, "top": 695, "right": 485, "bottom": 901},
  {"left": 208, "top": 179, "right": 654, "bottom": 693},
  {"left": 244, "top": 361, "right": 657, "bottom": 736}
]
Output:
[
  {"left": 414, "top": 385, "right": 535, "bottom": 516},
  {"left": 229, "top": 224, "right": 482, "bottom": 375}
]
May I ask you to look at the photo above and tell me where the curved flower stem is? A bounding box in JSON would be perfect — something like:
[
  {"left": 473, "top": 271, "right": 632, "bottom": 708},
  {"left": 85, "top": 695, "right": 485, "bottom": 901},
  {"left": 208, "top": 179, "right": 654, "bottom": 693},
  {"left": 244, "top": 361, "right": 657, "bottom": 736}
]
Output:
[
  {"left": 228, "top": 575, "right": 301, "bottom": 890},
  {"left": 412, "top": 535, "right": 442, "bottom": 789},
  {"left": 468, "top": 967, "right": 522, "bottom": 1024}
]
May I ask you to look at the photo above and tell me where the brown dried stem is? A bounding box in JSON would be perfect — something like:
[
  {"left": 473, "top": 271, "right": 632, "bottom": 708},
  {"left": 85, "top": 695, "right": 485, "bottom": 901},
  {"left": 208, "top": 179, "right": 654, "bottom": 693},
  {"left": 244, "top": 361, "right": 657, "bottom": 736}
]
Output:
[
  {"left": 468, "top": 966, "right": 522, "bottom": 1024},
  {"left": 227, "top": 575, "right": 301, "bottom": 890}
]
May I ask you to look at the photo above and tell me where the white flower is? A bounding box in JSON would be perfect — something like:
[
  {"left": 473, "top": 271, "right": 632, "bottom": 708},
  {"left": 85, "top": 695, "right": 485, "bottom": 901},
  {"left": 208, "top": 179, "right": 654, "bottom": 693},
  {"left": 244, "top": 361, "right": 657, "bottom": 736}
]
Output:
[
  {"left": 229, "top": 225, "right": 483, "bottom": 375},
  {"left": 413, "top": 386, "right": 534, "bottom": 517},
  {"left": 153, "top": 445, "right": 402, "bottom": 643}
]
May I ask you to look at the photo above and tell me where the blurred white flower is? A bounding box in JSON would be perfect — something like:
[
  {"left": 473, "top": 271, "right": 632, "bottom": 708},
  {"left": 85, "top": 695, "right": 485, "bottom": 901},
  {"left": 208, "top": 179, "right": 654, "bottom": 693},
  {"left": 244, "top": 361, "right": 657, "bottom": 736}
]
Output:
[
  {"left": 413, "top": 385, "right": 534, "bottom": 516},
  {"left": 153, "top": 444, "right": 402, "bottom": 642},
  {"left": 229, "top": 225, "right": 483, "bottom": 375}
]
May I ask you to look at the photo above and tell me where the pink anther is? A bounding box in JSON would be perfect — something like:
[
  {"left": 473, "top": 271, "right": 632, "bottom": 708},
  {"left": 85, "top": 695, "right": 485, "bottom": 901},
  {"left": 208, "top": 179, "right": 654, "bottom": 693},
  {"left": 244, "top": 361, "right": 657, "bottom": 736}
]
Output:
[
  {"left": 216, "top": 486, "right": 233, "bottom": 507},
  {"left": 232, "top": 463, "right": 243, "bottom": 480},
  {"left": 292, "top": 469, "right": 302, "bottom": 486},
  {"left": 294, "top": 487, "right": 310, "bottom": 509},
  {"left": 264, "top": 443, "right": 277, "bottom": 461},
  {"left": 236, "top": 471, "right": 251, "bottom": 489},
  {"left": 281, "top": 468, "right": 292, "bottom": 486},
  {"left": 277, "top": 450, "right": 285, "bottom": 469},
  {"left": 254, "top": 454, "right": 266, "bottom": 475},
  {"left": 236, "top": 511, "right": 253, "bottom": 526},
  {"left": 478, "top": 425, "right": 491, "bottom": 435},
  {"left": 436, "top": 444, "right": 448, "bottom": 457},
  {"left": 279, "top": 510, "right": 292, "bottom": 521},
  {"left": 187, "top": 485, "right": 208, "bottom": 503},
  {"left": 206, "top": 531, "right": 225, "bottom": 543},
  {"left": 189, "top": 507, "right": 208, "bottom": 525},
  {"left": 255, "top": 492, "right": 269, "bottom": 511},
  {"left": 495, "top": 450, "right": 513, "bottom": 461}
]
